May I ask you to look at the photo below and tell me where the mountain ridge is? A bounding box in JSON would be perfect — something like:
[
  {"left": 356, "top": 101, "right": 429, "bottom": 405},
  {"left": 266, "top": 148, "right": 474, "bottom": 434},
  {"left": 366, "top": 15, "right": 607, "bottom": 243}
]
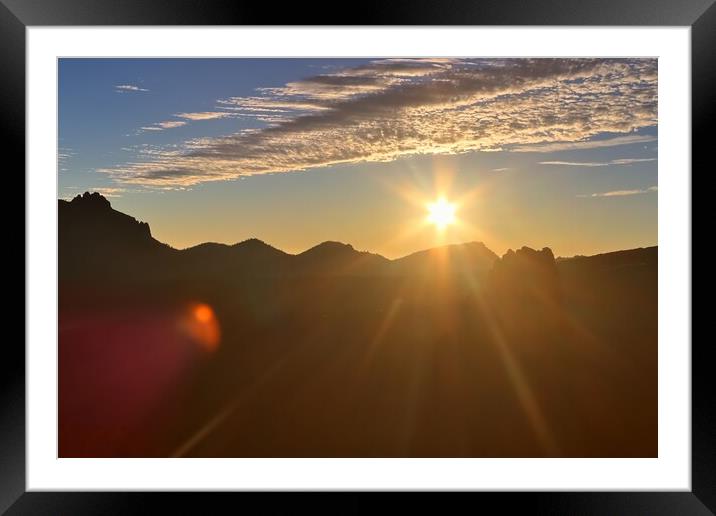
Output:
[{"left": 60, "top": 192, "right": 656, "bottom": 265}]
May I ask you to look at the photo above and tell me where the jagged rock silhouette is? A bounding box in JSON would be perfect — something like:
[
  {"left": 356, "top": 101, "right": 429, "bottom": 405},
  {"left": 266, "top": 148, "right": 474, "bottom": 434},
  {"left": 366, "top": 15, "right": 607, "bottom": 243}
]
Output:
[{"left": 489, "top": 246, "right": 562, "bottom": 304}]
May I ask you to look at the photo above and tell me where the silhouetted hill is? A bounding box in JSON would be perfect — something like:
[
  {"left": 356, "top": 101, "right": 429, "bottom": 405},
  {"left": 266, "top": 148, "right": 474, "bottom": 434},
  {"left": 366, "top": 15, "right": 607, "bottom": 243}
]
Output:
[
  {"left": 181, "top": 238, "right": 291, "bottom": 277},
  {"left": 59, "top": 192, "right": 175, "bottom": 282},
  {"left": 556, "top": 246, "right": 657, "bottom": 341},
  {"left": 490, "top": 246, "right": 560, "bottom": 299},
  {"left": 59, "top": 192, "right": 155, "bottom": 246},
  {"left": 487, "top": 246, "right": 563, "bottom": 336},
  {"left": 557, "top": 246, "right": 657, "bottom": 272},
  {"left": 184, "top": 238, "right": 286, "bottom": 258},
  {"left": 393, "top": 241, "right": 498, "bottom": 282},
  {"left": 294, "top": 241, "right": 390, "bottom": 276}
]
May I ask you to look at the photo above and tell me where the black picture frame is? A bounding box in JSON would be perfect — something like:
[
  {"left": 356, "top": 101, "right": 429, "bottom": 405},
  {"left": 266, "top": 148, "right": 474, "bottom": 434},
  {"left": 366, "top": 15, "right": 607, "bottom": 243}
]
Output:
[{"left": 4, "top": 1, "right": 710, "bottom": 513}]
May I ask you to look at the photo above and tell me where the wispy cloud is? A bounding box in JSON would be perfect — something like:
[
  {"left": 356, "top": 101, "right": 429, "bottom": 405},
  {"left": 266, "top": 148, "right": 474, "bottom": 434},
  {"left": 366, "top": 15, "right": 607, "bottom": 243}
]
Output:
[
  {"left": 174, "top": 111, "right": 232, "bottom": 121},
  {"left": 58, "top": 147, "right": 75, "bottom": 172},
  {"left": 512, "top": 134, "right": 657, "bottom": 153},
  {"left": 139, "top": 120, "right": 188, "bottom": 132},
  {"left": 578, "top": 185, "right": 657, "bottom": 198},
  {"left": 115, "top": 84, "right": 149, "bottom": 93},
  {"left": 138, "top": 112, "right": 231, "bottom": 133},
  {"left": 539, "top": 157, "right": 657, "bottom": 167},
  {"left": 92, "top": 187, "right": 129, "bottom": 198},
  {"left": 102, "top": 58, "right": 658, "bottom": 186},
  {"left": 491, "top": 168, "right": 511, "bottom": 172},
  {"left": 62, "top": 186, "right": 130, "bottom": 199},
  {"left": 61, "top": 183, "right": 190, "bottom": 200}
]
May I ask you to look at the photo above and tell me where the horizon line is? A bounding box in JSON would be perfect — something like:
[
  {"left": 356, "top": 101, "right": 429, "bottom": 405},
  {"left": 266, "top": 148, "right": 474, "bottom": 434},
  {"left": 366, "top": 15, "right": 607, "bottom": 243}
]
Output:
[{"left": 59, "top": 191, "right": 658, "bottom": 261}]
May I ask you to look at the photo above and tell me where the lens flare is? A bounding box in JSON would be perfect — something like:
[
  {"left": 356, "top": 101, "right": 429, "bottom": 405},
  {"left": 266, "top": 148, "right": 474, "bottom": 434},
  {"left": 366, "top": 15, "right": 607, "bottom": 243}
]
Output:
[
  {"left": 194, "top": 304, "right": 213, "bottom": 323},
  {"left": 184, "top": 302, "right": 221, "bottom": 352}
]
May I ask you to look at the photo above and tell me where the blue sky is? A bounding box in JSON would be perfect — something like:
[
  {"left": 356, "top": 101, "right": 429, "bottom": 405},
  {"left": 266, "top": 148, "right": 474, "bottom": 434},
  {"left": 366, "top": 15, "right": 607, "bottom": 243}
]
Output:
[
  {"left": 58, "top": 58, "right": 657, "bottom": 258},
  {"left": 59, "top": 58, "right": 365, "bottom": 182}
]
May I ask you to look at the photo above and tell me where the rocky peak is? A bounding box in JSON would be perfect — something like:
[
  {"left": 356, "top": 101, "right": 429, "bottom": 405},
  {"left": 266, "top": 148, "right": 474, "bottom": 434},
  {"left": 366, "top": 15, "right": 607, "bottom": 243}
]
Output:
[{"left": 69, "top": 191, "right": 112, "bottom": 210}]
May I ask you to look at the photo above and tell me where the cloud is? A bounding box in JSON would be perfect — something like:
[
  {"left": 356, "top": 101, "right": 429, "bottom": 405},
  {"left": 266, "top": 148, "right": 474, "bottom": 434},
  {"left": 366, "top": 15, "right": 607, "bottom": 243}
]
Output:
[
  {"left": 62, "top": 186, "right": 130, "bottom": 199},
  {"left": 61, "top": 183, "right": 188, "bottom": 199},
  {"left": 115, "top": 84, "right": 149, "bottom": 93},
  {"left": 137, "top": 112, "right": 232, "bottom": 133},
  {"left": 139, "top": 120, "right": 188, "bottom": 132},
  {"left": 174, "top": 111, "right": 232, "bottom": 121},
  {"left": 578, "top": 185, "right": 657, "bottom": 198},
  {"left": 58, "top": 147, "right": 75, "bottom": 172},
  {"left": 610, "top": 158, "right": 658, "bottom": 165},
  {"left": 58, "top": 148, "right": 75, "bottom": 160},
  {"left": 539, "top": 157, "right": 657, "bottom": 167},
  {"left": 92, "top": 187, "right": 129, "bottom": 198},
  {"left": 512, "top": 134, "right": 657, "bottom": 153},
  {"left": 102, "top": 58, "right": 658, "bottom": 186},
  {"left": 491, "top": 168, "right": 511, "bottom": 172}
]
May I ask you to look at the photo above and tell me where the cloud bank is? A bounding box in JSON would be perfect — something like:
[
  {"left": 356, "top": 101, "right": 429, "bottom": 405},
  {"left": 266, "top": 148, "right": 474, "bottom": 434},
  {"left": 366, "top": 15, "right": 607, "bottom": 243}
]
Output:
[{"left": 103, "top": 58, "right": 657, "bottom": 186}]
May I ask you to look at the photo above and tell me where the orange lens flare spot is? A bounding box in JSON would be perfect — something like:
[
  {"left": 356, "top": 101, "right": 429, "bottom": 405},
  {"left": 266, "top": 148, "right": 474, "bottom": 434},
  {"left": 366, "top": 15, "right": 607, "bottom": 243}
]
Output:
[
  {"left": 194, "top": 304, "right": 213, "bottom": 323},
  {"left": 184, "top": 303, "right": 220, "bottom": 352}
]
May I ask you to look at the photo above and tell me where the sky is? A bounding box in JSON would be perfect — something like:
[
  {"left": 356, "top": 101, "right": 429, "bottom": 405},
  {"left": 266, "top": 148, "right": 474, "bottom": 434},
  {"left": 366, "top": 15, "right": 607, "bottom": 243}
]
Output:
[{"left": 58, "top": 58, "right": 657, "bottom": 259}]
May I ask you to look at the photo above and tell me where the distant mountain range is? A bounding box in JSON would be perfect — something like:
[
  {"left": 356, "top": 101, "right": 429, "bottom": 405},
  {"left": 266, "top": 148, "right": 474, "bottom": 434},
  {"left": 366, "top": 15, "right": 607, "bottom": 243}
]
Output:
[{"left": 59, "top": 191, "right": 655, "bottom": 283}]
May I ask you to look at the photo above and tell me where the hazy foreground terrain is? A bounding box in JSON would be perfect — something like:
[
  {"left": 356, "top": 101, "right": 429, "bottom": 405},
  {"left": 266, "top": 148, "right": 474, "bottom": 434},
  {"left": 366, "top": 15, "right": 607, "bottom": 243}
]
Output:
[{"left": 59, "top": 192, "right": 657, "bottom": 457}]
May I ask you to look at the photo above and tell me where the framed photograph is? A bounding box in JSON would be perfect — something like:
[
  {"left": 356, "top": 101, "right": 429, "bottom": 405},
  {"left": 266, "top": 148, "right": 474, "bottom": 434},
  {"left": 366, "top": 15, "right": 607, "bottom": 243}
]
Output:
[{"left": 6, "top": 0, "right": 710, "bottom": 513}]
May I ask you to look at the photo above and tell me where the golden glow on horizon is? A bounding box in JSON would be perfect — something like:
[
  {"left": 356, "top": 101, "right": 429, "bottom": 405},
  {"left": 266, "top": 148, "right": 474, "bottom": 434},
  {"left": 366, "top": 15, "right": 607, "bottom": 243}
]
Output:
[
  {"left": 426, "top": 198, "right": 457, "bottom": 230},
  {"left": 124, "top": 152, "right": 655, "bottom": 260}
]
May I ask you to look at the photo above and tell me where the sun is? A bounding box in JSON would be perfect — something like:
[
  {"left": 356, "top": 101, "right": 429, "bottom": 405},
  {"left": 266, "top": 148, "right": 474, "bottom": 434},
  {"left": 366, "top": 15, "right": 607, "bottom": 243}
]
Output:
[{"left": 426, "top": 198, "right": 457, "bottom": 229}]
